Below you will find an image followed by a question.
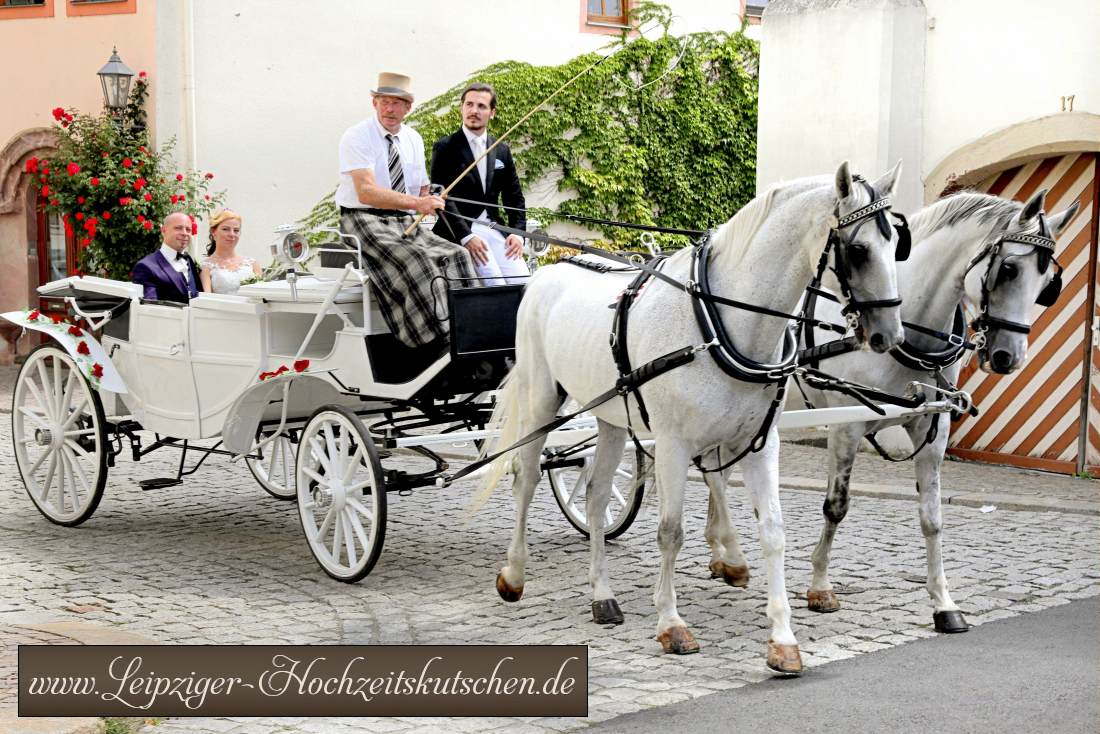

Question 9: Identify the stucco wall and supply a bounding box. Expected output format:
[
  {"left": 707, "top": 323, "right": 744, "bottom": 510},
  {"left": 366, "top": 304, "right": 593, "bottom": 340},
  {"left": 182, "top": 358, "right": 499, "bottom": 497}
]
[
  {"left": 0, "top": 0, "right": 156, "bottom": 323},
  {"left": 757, "top": 0, "right": 1099, "bottom": 209},
  {"left": 155, "top": 0, "right": 742, "bottom": 260},
  {"left": 922, "top": 0, "right": 1099, "bottom": 179}
]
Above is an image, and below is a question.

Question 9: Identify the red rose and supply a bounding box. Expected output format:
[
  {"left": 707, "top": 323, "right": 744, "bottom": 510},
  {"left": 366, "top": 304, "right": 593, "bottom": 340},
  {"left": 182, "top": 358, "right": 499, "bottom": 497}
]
[
  {"left": 139, "top": 71, "right": 147, "bottom": 78},
  {"left": 51, "top": 107, "right": 65, "bottom": 121},
  {"left": 81, "top": 238, "right": 90, "bottom": 246},
  {"left": 169, "top": 195, "right": 178, "bottom": 204},
  {"left": 143, "top": 193, "right": 152, "bottom": 202},
  {"left": 143, "top": 220, "right": 153, "bottom": 230},
  {"left": 119, "top": 197, "right": 131, "bottom": 206},
  {"left": 75, "top": 213, "right": 84, "bottom": 221},
  {"left": 50, "top": 314, "right": 64, "bottom": 324},
  {"left": 205, "top": 172, "right": 214, "bottom": 180},
  {"left": 67, "top": 324, "right": 83, "bottom": 337},
  {"left": 61, "top": 120, "right": 69, "bottom": 128},
  {"left": 77, "top": 196, "right": 85, "bottom": 204},
  {"left": 41, "top": 184, "right": 49, "bottom": 196},
  {"left": 119, "top": 179, "right": 128, "bottom": 187},
  {"left": 24, "top": 157, "right": 38, "bottom": 173},
  {"left": 191, "top": 221, "right": 198, "bottom": 235},
  {"left": 293, "top": 359, "right": 310, "bottom": 373},
  {"left": 137, "top": 214, "right": 145, "bottom": 222},
  {"left": 76, "top": 341, "right": 90, "bottom": 355},
  {"left": 49, "top": 199, "right": 58, "bottom": 206},
  {"left": 101, "top": 152, "right": 109, "bottom": 159},
  {"left": 122, "top": 158, "right": 133, "bottom": 169},
  {"left": 175, "top": 174, "right": 183, "bottom": 181},
  {"left": 66, "top": 162, "right": 80, "bottom": 176},
  {"left": 27, "top": 310, "right": 39, "bottom": 321},
  {"left": 102, "top": 212, "right": 111, "bottom": 220},
  {"left": 138, "top": 146, "right": 147, "bottom": 153},
  {"left": 91, "top": 363, "right": 103, "bottom": 378},
  {"left": 134, "top": 177, "right": 146, "bottom": 190},
  {"left": 90, "top": 177, "right": 100, "bottom": 186},
  {"left": 204, "top": 195, "right": 210, "bottom": 201}
]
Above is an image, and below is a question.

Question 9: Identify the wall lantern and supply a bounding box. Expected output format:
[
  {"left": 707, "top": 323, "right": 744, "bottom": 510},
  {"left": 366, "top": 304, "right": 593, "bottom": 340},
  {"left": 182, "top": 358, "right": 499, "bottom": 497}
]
[{"left": 97, "top": 47, "right": 134, "bottom": 113}]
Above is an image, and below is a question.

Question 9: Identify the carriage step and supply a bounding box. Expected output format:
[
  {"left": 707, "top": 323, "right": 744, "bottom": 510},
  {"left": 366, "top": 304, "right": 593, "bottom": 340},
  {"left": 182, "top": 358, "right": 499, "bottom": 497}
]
[{"left": 138, "top": 478, "right": 183, "bottom": 490}]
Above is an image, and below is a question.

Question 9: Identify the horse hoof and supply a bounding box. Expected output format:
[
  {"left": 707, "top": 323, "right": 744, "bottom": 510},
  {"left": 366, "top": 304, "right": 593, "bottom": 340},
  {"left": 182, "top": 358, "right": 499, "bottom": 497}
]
[
  {"left": 496, "top": 573, "right": 523, "bottom": 603},
  {"left": 806, "top": 588, "right": 841, "bottom": 613},
  {"left": 766, "top": 640, "right": 803, "bottom": 676},
  {"left": 657, "top": 626, "right": 700, "bottom": 655},
  {"left": 709, "top": 560, "right": 750, "bottom": 588},
  {"left": 933, "top": 609, "right": 969, "bottom": 633},
  {"left": 592, "top": 599, "right": 624, "bottom": 625}
]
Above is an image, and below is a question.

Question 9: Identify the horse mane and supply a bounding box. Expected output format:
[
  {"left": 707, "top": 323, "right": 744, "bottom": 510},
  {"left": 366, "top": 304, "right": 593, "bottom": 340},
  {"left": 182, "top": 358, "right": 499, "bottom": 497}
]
[
  {"left": 708, "top": 180, "right": 805, "bottom": 271},
  {"left": 909, "top": 191, "right": 1023, "bottom": 244}
]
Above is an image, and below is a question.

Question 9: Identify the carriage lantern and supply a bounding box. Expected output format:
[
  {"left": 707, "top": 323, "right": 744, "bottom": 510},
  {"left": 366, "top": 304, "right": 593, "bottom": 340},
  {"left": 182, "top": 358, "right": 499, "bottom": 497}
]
[
  {"left": 271, "top": 225, "right": 312, "bottom": 266},
  {"left": 97, "top": 47, "right": 134, "bottom": 113}
]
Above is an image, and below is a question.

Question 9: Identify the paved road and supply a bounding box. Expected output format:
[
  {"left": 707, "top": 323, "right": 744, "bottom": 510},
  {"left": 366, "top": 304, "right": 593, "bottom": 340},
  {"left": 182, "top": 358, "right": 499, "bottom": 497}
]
[
  {"left": 591, "top": 595, "right": 1100, "bottom": 734},
  {"left": 0, "top": 414, "right": 1097, "bottom": 733}
]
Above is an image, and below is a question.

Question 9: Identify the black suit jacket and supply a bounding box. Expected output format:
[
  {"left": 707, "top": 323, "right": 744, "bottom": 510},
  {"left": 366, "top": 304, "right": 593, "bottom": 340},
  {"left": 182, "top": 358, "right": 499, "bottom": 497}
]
[{"left": 430, "top": 130, "right": 526, "bottom": 245}]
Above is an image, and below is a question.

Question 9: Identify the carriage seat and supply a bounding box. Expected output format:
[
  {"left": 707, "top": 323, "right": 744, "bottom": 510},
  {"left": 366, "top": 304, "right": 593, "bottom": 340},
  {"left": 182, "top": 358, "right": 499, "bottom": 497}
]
[{"left": 236, "top": 276, "right": 364, "bottom": 303}]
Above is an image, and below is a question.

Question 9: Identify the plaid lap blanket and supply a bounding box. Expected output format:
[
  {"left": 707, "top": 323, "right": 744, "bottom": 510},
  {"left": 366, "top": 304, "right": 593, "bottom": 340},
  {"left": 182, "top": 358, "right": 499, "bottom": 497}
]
[{"left": 340, "top": 209, "right": 478, "bottom": 348}]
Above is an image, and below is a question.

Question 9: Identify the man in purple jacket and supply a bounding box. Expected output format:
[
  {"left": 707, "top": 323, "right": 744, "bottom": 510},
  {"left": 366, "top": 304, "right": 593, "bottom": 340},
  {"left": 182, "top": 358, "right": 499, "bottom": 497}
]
[{"left": 131, "top": 212, "right": 204, "bottom": 303}]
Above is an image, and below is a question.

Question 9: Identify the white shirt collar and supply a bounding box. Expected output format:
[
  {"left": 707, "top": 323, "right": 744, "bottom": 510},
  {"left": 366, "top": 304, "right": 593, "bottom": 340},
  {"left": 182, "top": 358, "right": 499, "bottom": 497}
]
[
  {"left": 462, "top": 126, "right": 487, "bottom": 148},
  {"left": 159, "top": 243, "right": 183, "bottom": 263}
]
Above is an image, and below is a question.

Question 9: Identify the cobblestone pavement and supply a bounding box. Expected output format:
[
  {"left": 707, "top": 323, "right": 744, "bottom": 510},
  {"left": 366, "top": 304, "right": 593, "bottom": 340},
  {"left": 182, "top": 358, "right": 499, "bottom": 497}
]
[{"left": 0, "top": 416, "right": 1097, "bottom": 733}]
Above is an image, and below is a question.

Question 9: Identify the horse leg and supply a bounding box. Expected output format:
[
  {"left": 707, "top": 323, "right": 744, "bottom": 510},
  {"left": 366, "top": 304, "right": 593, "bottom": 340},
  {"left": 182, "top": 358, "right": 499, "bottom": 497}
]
[
  {"left": 703, "top": 457, "right": 750, "bottom": 587},
  {"left": 496, "top": 371, "right": 563, "bottom": 603},
  {"left": 807, "top": 422, "right": 862, "bottom": 613},
  {"left": 741, "top": 428, "right": 802, "bottom": 675},
  {"left": 588, "top": 421, "right": 628, "bottom": 625},
  {"left": 908, "top": 414, "right": 968, "bottom": 633},
  {"left": 652, "top": 439, "right": 699, "bottom": 654}
]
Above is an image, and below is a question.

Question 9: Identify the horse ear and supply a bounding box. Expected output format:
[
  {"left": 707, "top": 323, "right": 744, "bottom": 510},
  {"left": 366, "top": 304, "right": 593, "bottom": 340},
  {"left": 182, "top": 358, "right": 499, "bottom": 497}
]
[
  {"left": 871, "top": 160, "right": 903, "bottom": 198},
  {"left": 1046, "top": 200, "right": 1080, "bottom": 236},
  {"left": 835, "top": 161, "right": 854, "bottom": 200},
  {"left": 1019, "top": 189, "right": 1047, "bottom": 225}
]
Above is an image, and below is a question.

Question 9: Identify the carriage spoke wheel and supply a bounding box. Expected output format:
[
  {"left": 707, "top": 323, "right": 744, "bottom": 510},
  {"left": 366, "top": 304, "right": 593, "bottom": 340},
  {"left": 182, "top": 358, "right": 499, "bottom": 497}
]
[
  {"left": 547, "top": 448, "right": 647, "bottom": 539},
  {"left": 247, "top": 431, "right": 298, "bottom": 500},
  {"left": 296, "top": 405, "right": 386, "bottom": 582},
  {"left": 12, "top": 345, "right": 108, "bottom": 526}
]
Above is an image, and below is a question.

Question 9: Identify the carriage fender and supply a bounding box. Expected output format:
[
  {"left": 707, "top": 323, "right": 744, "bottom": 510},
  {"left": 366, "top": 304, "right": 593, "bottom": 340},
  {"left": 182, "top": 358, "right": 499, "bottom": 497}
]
[
  {"left": 221, "top": 374, "right": 340, "bottom": 456},
  {"left": 1, "top": 311, "right": 126, "bottom": 393}
]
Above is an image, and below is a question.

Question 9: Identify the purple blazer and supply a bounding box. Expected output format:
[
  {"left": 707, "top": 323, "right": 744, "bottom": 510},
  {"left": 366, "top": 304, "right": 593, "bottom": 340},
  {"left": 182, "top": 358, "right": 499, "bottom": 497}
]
[{"left": 131, "top": 250, "right": 202, "bottom": 304}]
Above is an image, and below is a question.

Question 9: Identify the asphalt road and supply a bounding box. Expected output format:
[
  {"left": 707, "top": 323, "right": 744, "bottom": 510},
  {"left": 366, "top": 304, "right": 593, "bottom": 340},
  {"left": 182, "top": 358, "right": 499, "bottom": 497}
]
[{"left": 590, "top": 595, "right": 1100, "bottom": 734}]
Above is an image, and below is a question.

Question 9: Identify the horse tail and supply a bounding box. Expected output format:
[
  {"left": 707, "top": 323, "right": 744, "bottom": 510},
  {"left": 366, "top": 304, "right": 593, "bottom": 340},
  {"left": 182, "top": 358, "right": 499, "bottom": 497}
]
[{"left": 467, "top": 367, "right": 522, "bottom": 516}]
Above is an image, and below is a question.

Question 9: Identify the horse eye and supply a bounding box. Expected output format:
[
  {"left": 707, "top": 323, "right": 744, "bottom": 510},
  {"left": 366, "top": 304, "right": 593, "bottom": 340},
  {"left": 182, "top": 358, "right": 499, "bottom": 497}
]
[
  {"left": 847, "top": 244, "right": 869, "bottom": 267},
  {"left": 998, "top": 262, "right": 1018, "bottom": 282}
]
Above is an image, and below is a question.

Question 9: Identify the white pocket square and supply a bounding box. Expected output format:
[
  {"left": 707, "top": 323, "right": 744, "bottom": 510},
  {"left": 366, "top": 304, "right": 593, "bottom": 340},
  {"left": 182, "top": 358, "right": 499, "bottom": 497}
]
[{"left": 493, "top": 159, "right": 506, "bottom": 170}]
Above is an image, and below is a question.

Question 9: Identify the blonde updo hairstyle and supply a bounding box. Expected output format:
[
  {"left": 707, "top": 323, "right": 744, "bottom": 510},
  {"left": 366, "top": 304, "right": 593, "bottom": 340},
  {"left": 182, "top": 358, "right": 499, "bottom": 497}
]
[{"left": 206, "top": 208, "right": 242, "bottom": 256}]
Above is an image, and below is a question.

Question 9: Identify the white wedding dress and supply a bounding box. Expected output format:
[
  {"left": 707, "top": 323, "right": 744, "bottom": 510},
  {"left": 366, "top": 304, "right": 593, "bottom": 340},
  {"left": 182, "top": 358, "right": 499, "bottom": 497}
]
[{"left": 204, "top": 258, "right": 257, "bottom": 296}]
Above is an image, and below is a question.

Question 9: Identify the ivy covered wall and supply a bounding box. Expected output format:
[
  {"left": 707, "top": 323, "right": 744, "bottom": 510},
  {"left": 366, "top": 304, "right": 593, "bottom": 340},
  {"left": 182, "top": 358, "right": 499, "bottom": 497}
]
[{"left": 301, "top": 21, "right": 758, "bottom": 250}]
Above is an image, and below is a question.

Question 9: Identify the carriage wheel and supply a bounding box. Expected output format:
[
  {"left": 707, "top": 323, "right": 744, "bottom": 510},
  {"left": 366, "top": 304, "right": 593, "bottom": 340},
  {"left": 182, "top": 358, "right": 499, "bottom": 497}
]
[
  {"left": 547, "top": 447, "right": 648, "bottom": 539},
  {"left": 246, "top": 431, "right": 297, "bottom": 500},
  {"left": 11, "top": 344, "right": 108, "bottom": 526},
  {"left": 296, "top": 405, "right": 387, "bottom": 582}
]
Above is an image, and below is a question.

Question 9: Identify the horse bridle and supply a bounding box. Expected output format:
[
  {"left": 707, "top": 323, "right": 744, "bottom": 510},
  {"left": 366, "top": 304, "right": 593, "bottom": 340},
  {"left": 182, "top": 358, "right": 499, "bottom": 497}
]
[
  {"left": 820, "top": 176, "right": 909, "bottom": 332},
  {"left": 966, "top": 211, "right": 1062, "bottom": 356}
]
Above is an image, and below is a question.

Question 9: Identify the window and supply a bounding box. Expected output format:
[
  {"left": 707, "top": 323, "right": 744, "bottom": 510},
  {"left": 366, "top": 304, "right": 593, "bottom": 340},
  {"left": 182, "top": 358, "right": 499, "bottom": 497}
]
[
  {"left": 586, "top": 0, "right": 628, "bottom": 27},
  {"left": 68, "top": 0, "right": 136, "bottom": 17},
  {"left": 745, "top": 0, "right": 768, "bottom": 23},
  {"left": 0, "top": 0, "right": 53, "bottom": 20}
]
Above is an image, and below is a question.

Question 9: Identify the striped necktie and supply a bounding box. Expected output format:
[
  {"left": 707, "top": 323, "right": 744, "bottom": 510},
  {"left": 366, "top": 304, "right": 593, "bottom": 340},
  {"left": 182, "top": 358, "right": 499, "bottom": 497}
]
[{"left": 385, "top": 133, "right": 406, "bottom": 194}]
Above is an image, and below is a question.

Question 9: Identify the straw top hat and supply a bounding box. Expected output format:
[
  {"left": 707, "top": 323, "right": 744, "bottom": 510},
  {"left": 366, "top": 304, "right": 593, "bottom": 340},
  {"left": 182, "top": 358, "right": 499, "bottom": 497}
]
[{"left": 371, "top": 72, "right": 414, "bottom": 101}]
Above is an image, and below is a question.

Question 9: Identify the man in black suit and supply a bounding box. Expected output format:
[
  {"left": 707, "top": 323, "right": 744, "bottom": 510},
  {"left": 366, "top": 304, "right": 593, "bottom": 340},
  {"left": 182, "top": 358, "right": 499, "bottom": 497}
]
[{"left": 431, "top": 83, "right": 529, "bottom": 284}]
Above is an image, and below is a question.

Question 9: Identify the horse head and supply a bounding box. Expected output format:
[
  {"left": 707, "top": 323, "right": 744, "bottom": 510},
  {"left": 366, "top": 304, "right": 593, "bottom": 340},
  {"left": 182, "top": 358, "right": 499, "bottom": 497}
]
[
  {"left": 964, "top": 190, "right": 1079, "bottom": 374},
  {"left": 825, "top": 161, "right": 906, "bottom": 354}
]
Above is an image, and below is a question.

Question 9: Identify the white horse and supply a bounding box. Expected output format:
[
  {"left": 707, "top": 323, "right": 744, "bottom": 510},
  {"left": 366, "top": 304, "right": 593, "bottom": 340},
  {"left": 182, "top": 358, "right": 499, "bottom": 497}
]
[
  {"left": 700, "top": 189, "right": 1079, "bottom": 633},
  {"left": 474, "top": 162, "right": 906, "bottom": 674}
]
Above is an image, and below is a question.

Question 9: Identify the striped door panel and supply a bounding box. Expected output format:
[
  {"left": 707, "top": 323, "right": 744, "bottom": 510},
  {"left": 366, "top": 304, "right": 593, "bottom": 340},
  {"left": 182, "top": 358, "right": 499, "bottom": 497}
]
[{"left": 947, "top": 152, "right": 1099, "bottom": 474}]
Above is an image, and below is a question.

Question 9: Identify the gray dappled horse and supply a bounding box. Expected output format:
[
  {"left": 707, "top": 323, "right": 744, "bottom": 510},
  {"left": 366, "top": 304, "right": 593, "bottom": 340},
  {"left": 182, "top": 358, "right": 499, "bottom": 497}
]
[
  {"left": 701, "top": 189, "right": 1078, "bottom": 633},
  {"left": 474, "top": 162, "right": 907, "bottom": 675}
]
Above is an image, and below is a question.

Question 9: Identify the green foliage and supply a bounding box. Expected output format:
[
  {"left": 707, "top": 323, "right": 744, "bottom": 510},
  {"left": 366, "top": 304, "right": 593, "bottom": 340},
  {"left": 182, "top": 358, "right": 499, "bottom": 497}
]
[
  {"left": 27, "top": 74, "right": 224, "bottom": 280},
  {"left": 299, "top": 17, "right": 758, "bottom": 252}
]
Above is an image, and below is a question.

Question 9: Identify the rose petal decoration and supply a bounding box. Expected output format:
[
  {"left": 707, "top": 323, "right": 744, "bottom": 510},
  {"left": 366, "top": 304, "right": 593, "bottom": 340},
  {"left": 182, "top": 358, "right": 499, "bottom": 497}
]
[
  {"left": 91, "top": 363, "right": 103, "bottom": 378},
  {"left": 67, "top": 325, "right": 83, "bottom": 336},
  {"left": 293, "top": 359, "right": 310, "bottom": 373},
  {"left": 76, "top": 341, "right": 90, "bottom": 355}
]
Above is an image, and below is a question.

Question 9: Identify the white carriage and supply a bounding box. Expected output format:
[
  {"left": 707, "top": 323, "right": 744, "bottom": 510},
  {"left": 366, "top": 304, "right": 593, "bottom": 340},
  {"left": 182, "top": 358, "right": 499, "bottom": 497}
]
[{"left": 4, "top": 230, "right": 655, "bottom": 582}]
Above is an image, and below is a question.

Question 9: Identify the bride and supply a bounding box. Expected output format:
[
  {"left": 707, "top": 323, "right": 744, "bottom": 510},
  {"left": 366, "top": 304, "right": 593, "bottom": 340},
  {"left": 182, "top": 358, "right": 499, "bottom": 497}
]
[{"left": 200, "top": 208, "right": 262, "bottom": 295}]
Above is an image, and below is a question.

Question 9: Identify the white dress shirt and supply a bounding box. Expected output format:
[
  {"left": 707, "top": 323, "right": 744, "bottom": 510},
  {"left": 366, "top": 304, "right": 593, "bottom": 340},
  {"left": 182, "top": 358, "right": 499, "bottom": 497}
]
[
  {"left": 159, "top": 243, "right": 190, "bottom": 282},
  {"left": 336, "top": 116, "right": 429, "bottom": 210}
]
